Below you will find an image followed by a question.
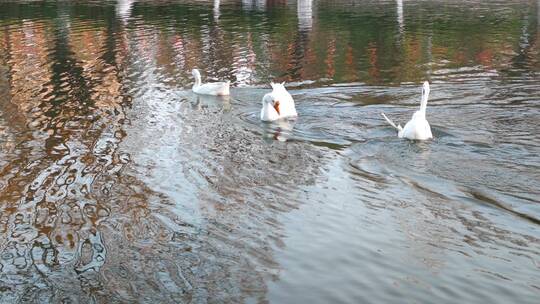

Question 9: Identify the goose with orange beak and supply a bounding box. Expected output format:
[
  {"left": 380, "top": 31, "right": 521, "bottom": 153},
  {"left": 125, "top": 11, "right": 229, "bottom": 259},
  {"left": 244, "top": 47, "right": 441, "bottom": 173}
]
[{"left": 260, "top": 82, "right": 298, "bottom": 121}]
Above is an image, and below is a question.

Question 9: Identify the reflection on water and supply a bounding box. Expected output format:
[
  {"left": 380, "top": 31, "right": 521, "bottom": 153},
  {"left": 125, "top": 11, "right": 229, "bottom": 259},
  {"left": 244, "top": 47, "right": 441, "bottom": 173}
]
[
  {"left": 261, "top": 118, "right": 297, "bottom": 142},
  {"left": 0, "top": 0, "right": 539, "bottom": 303},
  {"left": 396, "top": 0, "right": 404, "bottom": 34},
  {"left": 297, "top": 0, "right": 313, "bottom": 31},
  {"left": 116, "top": 0, "right": 135, "bottom": 22}
]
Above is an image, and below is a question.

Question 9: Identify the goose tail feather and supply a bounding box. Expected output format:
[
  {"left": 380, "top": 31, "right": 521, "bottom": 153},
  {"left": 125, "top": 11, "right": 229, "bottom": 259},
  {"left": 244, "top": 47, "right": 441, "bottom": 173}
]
[{"left": 381, "top": 112, "right": 402, "bottom": 131}]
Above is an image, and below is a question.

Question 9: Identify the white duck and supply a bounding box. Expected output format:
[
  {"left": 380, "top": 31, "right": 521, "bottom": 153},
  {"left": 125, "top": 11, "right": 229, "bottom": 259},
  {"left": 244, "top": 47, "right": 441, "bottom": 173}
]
[
  {"left": 381, "top": 81, "right": 433, "bottom": 140},
  {"left": 192, "top": 69, "right": 230, "bottom": 96},
  {"left": 260, "top": 82, "right": 298, "bottom": 121}
]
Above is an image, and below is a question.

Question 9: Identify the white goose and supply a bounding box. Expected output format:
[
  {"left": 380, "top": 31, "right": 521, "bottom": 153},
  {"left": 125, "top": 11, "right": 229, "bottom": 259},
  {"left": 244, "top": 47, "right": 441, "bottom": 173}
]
[
  {"left": 260, "top": 82, "right": 298, "bottom": 121},
  {"left": 381, "top": 81, "right": 433, "bottom": 140},
  {"left": 192, "top": 69, "right": 230, "bottom": 96}
]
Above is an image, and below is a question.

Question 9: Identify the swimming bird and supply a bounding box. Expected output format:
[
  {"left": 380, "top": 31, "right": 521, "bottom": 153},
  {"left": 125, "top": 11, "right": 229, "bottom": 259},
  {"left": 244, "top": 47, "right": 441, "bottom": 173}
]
[
  {"left": 381, "top": 81, "right": 433, "bottom": 140},
  {"left": 191, "top": 69, "right": 230, "bottom": 96},
  {"left": 260, "top": 82, "right": 298, "bottom": 121}
]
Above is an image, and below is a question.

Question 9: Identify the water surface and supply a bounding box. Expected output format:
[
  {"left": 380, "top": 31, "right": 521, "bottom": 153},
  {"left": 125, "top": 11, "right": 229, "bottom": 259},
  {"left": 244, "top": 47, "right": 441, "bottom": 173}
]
[{"left": 0, "top": 0, "right": 539, "bottom": 303}]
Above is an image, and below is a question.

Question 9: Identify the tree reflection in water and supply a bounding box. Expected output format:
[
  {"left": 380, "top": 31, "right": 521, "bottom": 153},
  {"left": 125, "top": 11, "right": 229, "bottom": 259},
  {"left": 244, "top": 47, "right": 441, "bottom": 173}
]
[{"left": 0, "top": 0, "right": 538, "bottom": 303}]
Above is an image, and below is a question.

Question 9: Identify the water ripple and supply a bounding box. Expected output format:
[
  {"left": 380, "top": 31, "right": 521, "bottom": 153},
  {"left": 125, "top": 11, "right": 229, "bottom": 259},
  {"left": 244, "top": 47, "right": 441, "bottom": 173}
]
[{"left": 1, "top": 0, "right": 539, "bottom": 303}]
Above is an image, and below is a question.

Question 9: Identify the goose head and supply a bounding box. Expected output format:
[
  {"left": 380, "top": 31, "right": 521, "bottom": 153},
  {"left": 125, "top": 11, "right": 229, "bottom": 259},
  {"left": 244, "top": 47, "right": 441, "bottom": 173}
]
[
  {"left": 421, "top": 81, "right": 430, "bottom": 102},
  {"left": 191, "top": 69, "right": 202, "bottom": 88},
  {"left": 263, "top": 93, "right": 280, "bottom": 115},
  {"left": 192, "top": 69, "right": 201, "bottom": 79}
]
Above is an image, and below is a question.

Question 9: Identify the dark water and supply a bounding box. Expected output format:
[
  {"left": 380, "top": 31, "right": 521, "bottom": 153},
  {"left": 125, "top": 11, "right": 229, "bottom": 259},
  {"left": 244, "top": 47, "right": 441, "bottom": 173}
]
[{"left": 0, "top": 0, "right": 539, "bottom": 303}]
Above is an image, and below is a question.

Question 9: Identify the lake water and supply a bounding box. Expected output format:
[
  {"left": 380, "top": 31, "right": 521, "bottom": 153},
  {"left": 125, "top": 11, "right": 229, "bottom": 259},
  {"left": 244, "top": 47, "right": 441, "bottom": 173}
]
[{"left": 0, "top": 0, "right": 539, "bottom": 303}]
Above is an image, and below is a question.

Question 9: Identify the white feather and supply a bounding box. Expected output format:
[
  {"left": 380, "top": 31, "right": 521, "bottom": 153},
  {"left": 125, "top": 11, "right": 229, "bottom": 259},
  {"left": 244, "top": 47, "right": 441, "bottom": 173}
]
[
  {"left": 381, "top": 81, "right": 433, "bottom": 140},
  {"left": 192, "top": 69, "right": 230, "bottom": 96},
  {"left": 260, "top": 82, "right": 298, "bottom": 121}
]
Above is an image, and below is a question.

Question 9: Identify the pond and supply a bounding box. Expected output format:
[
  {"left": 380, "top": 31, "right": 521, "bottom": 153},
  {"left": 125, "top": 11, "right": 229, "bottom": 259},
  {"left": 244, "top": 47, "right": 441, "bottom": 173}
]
[{"left": 0, "top": 0, "right": 539, "bottom": 303}]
